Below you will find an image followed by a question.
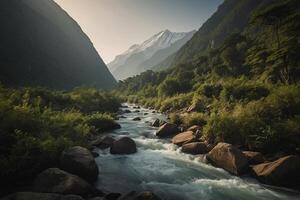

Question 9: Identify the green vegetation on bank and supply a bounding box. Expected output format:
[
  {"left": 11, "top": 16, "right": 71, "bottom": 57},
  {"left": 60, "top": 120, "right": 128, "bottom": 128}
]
[
  {"left": 116, "top": 0, "right": 300, "bottom": 154},
  {"left": 0, "top": 85, "right": 121, "bottom": 191}
]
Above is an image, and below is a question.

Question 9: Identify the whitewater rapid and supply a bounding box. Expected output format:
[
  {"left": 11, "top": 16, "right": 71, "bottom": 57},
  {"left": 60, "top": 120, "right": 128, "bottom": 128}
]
[{"left": 95, "top": 104, "right": 300, "bottom": 200}]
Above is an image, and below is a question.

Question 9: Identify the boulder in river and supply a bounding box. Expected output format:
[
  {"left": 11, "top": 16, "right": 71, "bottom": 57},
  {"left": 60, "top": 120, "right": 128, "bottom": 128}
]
[
  {"left": 91, "top": 136, "right": 115, "bottom": 149},
  {"left": 1, "top": 192, "right": 85, "bottom": 200},
  {"left": 119, "top": 191, "right": 161, "bottom": 200},
  {"left": 172, "top": 131, "right": 196, "bottom": 146},
  {"left": 110, "top": 137, "right": 137, "bottom": 155},
  {"left": 155, "top": 123, "right": 180, "bottom": 138},
  {"left": 181, "top": 142, "right": 208, "bottom": 155},
  {"left": 133, "top": 110, "right": 140, "bottom": 113},
  {"left": 187, "top": 125, "right": 202, "bottom": 133},
  {"left": 251, "top": 155, "right": 300, "bottom": 189},
  {"left": 206, "top": 143, "right": 249, "bottom": 175},
  {"left": 124, "top": 110, "right": 131, "bottom": 113},
  {"left": 61, "top": 146, "right": 99, "bottom": 182},
  {"left": 243, "top": 151, "right": 265, "bottom": 165},
  {"left": 132, "top": 117, "right": 141, "bottom": 121},
  {"left": 33, "top": 168, "right": 92, "bottom": 196}
]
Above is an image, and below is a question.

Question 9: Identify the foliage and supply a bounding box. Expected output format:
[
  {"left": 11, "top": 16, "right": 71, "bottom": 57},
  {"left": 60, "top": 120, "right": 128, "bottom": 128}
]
[{"left": 0, "top": 85, "right": 121, "bottom": 191}]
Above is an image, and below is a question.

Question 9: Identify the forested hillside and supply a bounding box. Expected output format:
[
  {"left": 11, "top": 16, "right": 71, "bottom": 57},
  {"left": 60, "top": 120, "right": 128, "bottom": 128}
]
[
  {"left": 156, "top": 0, "right": 276, "bottom": 69},
  {"left": 117, "top": 0, "right": 300, "bottom": 154},
  {"left": 0, "top": 0, "right": 116, "bottom": 89}
]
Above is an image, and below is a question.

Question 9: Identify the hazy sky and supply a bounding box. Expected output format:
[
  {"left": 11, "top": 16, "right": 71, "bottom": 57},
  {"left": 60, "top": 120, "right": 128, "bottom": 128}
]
[{"left": 54, "top": 0, "right": 223, "bottom": 63}]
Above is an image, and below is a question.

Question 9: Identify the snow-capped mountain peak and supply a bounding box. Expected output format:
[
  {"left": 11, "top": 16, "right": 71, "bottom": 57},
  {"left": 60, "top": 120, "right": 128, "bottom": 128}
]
[{"left": 108, "top": 29, "right": 196, "bottom": 79}]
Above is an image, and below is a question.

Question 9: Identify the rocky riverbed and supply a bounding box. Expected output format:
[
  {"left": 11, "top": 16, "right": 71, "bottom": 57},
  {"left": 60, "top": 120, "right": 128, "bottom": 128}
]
[
  {"left": 2, "top": 104, "right": 300, "bottom": 200},
  {"left": 93, "top": 104, "right": 300, "bottom": 200}
]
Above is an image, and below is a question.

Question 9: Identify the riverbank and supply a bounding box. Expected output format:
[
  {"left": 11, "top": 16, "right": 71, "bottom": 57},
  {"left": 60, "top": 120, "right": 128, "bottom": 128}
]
[
  {"left": 93, "top": 103, "right": 300, "bottom": 200},
  {"left": 2, "top": 103, "right": 300, "bottom": 200}
]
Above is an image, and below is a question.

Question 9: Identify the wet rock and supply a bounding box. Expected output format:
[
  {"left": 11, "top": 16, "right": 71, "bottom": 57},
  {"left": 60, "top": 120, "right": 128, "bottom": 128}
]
[
  {"left": 110, "top": 137, "right": 137, "bottom": 155},
  {"left": 187, "top": 125, "right": 202, "bottom": 133},
  {"left": 124, "top": 110, "right": 131, "bottom": 113},
  {"left": 1, "top": 192, "right": 85, "bottom": 200},
  {"left": 91, "top": 136, "right": 115, "bottom": 149},
  {"left": 172, "top": 131, "right": 196, "bottom": 146},
  {"left": 152, "top": 111, "right": 156, "bottom": 113},
  {"left": 132, "top": 117, "right": 141, "bottom": 121},
  {"left": 119, "top": 191, "right": 161, "bottom": 200},
  {"left": 61, "top": 146, "right": 99, "bottom": 182},
  {"left": 133, "top": 110, "right": 140, "bottom": 113},
  {"left": 155, "top": 123, "right": 180, "bottom": 138},
  {"left": 181, "top": 142, "right": 208, "bottom": 155},
  {"left": 144, "top": 113, "right": 149, "bottom": 115},
  {"left": 251, "top": 155, "right": 300, "bottom": 189},
  {"left": 33, "top": 168, "right": 92, "bottom": 196},
  {"left": 207, "top": 143, "right": 249, "bottom": 175},
  {"left": 243, "top": 151, "right": 265, "bottom": 165},
  {"left": 119, "top": 116, "right": 126, "bottom": 119},
  {"left": 121, "top": 105, "right": 129, "bottom": 108}
]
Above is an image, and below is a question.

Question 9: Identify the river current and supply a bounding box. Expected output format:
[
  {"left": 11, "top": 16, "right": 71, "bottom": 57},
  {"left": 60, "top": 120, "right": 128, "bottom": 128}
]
[{"left": 95, "top": 104, "right": 300, "bottom": 200}]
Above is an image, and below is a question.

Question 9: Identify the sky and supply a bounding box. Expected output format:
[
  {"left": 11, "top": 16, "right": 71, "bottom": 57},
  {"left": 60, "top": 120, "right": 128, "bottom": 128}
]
[{"left": 54, "top": 0, "right": 223, "bottom": 64}]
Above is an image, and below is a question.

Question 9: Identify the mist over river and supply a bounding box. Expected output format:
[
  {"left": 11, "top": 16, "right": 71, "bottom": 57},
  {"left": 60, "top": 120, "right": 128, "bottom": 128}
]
[{"left": 95, "top": 104, "right": 300, "bottom": 200}]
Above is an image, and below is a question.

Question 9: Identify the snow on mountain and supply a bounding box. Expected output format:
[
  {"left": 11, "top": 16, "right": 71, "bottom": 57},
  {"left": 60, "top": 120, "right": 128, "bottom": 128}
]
[{"left": 108, "top": 29, "right": 195, "bottom": 80}]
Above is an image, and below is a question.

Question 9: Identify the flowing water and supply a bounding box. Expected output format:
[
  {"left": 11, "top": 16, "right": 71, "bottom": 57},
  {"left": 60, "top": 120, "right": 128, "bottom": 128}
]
[{"left": 95, "top": 104, "right": 300, "bottom": 200}]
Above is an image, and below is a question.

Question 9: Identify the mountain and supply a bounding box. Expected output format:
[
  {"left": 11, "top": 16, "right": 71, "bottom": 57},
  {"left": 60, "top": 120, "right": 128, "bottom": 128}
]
[
  {"left": 0, "top": 0, "right": 116, "bottom": 89},
  {"left": 155, "top": 0, "right": 273, "bottom": 69},
  {"left": 108, "top": 30, "right": 195, "bottom": 80}
]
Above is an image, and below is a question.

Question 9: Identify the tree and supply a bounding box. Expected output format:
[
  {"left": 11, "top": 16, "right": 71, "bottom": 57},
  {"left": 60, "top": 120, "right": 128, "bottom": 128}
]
[{"left": 251, "top": 0, "right": 300, "bottom": 84}]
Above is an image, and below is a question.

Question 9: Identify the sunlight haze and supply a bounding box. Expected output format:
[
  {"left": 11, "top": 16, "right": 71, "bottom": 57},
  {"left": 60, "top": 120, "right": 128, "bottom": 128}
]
[{"left": 54, "top": 0, "right": 223, "bottom": 63}]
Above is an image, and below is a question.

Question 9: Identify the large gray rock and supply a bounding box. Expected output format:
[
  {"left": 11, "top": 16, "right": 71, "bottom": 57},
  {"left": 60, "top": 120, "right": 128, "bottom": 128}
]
[
  {"left": 33, "top": 168, "right": 92, "bottom": 196},
  {"left": 91, "top": 136, "right": 115, "bottom": 149},
  {"left": 181, "top": 142, "right": 208, "bottom": 155},
  {"left": 155, "top": 123, "right": 180, "bottom": 138},
  {"left": 251, "top": 155, "right": 300, "bottom": 189},
  {"left": 0, "top": 192, "right": 84, "bottom": 200},
  {"left": 61, "top": 146, "right": 99, "bottom": 182},
  {"left": 110, "top": 137, "right": 137, "bottom": 155},
  {"left": 206, "top": 143, "right": 249, "bottom": 175},
  {"left": 172, "top": 131, "right": 196, "bottom": 146}
]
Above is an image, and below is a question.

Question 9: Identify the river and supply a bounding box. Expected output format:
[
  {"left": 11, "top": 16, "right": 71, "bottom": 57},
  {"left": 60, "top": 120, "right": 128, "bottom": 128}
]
[{"left": 95, "top": 104, "right": 300, "bottom": 200}]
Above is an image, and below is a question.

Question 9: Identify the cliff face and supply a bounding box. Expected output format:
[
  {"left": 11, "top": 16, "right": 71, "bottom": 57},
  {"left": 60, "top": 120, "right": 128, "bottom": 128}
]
[{"left": 0, "top": 0, "right": 116, "bottom": 89}]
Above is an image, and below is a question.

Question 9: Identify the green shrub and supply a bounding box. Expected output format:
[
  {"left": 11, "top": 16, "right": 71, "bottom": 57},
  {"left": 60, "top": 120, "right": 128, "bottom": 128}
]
[
  {"left": 0, "top": 85, "right": 122, "bottom": 191},
  {"left": 183, "top": 112, "right": 207, "bottom": 127}
]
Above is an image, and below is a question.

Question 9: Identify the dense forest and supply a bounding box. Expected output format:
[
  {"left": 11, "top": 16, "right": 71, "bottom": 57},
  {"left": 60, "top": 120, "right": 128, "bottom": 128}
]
[
  {"left": 116, "top": 0, "right": 300, "bottom": 155},
  {"left": 0, "top": 86, "right": 121, "bottom": 195}
]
